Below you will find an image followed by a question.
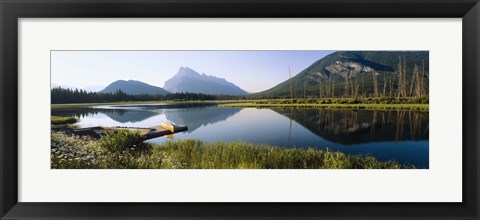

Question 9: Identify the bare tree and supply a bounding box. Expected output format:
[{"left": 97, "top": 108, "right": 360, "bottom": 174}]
[
  {"left": 325, "top": 78, "right": 330, "bottom": 98},
  {"left": 403, "top": 55, "right": 407, "bottom": 98},
  {"left": 383, "top": 74, "right": 388, "bottom": 97},
  {"left": 304, "top": 80, "right": 307, "bottom": 98},
  {"left": 373, "top": 70, "right": 379, "bottom": 97},
  {"left": 294, "top": 79, "right": 298, "bottom": 99},
  {"left": 354, "top": 79, "right": 359, "bottom": 99},
  {"left": 332, "top": 78, "right": 335, "bottom": 97},
  {"left": 409, "top": 65, "right": 416, "bottom": 97},
  {"left": 362, "top": 76, "right": 365, "bottom": 98},
  {"left": 415, "top": 65, "right": 421, "bottom": 98},
  {"left": 421, "top": 59, "right": 426, "bottom": 97},
  {"left": 397, "top": 56, "right": 403, "bottom": 99},
  {"left": 389, "top": 75, "right": 394, "bottom": 97},
  {"left": 350, "top": 80, "right": 355, "bottom": 98},
  {"left": 344, "top": 76, "right": 350, "bottom": 98},
  {"left": 319, "top": 78, "right": 322, "bottom": 98},
  {"left": 289, "top": 66, "right": 293, "bottom": 102}
]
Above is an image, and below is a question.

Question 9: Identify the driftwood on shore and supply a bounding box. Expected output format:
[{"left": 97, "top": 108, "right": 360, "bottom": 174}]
[{"left": 52, "top": 124, "right": 188, "bottom": 140}]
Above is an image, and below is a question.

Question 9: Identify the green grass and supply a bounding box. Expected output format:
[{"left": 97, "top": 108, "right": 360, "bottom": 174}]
[
  {"left": 51, "top": 97, "right": 428, "bottom": 110},
  {"left": 219, "top": 97, "right": 428, "bottom": 111},
  {"left": 220, "top": 103, "right": 428, "bottom": 111},
  {"left": 51, "top": 116, "right": 78, "bottom": 125},
  {"left": 51, "top": 131, "right": 414, "bottom": 169}
]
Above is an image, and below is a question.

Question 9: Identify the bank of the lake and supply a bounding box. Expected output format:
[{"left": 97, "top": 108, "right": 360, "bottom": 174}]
[
  {"left": 219, "top": 97, "right": 428, "bottom": 111},
  {"left": 219, "top": 103, "right": 428, "bottom": 111},
  {"left": 51, "top": 131, "right": 414, "bottom": 169},
  {"left": 52, "top": 97, "right": 428, "bottom": 110},
  {"left": 51, "top": 116, "right": 78, "bottom": 125},
  {"left": 50, "top": 100, "right": 250, "bottom": 108}
]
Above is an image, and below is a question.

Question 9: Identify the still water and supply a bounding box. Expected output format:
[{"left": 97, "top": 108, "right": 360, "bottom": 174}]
[{"left": 52, "top": 103, "right": 429, "bottom": 168}]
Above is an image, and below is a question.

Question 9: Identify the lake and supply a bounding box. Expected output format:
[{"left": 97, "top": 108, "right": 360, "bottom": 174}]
[{"left": 52, "top": 103, "right": 429, "bottom": 168}]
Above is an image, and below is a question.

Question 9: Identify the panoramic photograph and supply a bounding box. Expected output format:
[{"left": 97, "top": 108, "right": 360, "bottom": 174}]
[{"left": 51, "top": 50, "right": 429, "bottom": 169}]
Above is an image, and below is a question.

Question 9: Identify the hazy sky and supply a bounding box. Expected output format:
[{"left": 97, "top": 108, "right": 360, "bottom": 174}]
[{"left": 51, "top": 50, "right": 333, "bottom": 93}]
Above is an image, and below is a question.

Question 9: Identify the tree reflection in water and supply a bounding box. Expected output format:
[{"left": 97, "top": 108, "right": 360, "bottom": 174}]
[{"left": 274, "top": 108, "right": 428, "bottom": 145}]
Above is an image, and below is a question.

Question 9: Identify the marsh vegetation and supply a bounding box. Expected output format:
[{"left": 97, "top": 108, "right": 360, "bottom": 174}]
[
  {"left": 51, "top": 116, "right": 78, "bottom": 125},
  {"left": 51, "top": 131, "right": 412, "bottom": 169}
]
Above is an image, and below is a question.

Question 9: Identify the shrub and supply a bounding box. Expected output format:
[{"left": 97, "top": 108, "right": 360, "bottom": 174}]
[
  {"left": 99, "top": 129, "right": 152, "bottom": 154},
  {"left": 378, "top": 97, "right": 394, "bottom": 104},
  {"left": 51, "top": 116, "right": 78, "bottom": 125},
  {"left": 348, "top": 99, "right": 361, "bottom": 104},
  {"left": 419, "top": 97, "right": 429, "bottom": 104}
]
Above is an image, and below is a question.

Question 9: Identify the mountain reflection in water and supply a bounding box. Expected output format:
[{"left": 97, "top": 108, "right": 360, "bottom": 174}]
[{"left": 51, "top": 103, "right": 241, "bottom": 132}]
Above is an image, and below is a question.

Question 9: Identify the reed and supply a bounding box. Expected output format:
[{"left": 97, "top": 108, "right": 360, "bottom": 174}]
[{"left": 51, "top": 131, "right": 415, "bottom": 169}]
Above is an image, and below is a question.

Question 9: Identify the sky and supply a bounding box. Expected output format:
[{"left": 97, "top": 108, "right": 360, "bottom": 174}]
[{"left": 51, "top": 50, "right": 334, "bottom": 93}]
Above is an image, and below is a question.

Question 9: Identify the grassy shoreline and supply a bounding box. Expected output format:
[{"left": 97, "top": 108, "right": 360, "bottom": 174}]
[
  {"left": 51, "top": 97, "right": 428, "bottom": 111},
  {"left": 219, "top": 103, "right": 429, "bottom": 111},
  {"left": 51, "top": 131, "right": 414, "bottom": 169},
  {"left": 51, "top": 116, "right": 78, "bottom": 125}
]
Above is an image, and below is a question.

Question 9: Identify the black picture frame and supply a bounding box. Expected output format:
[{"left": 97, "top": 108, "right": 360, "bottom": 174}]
[{"left": 1, "top": 0, "right": 479, "bottom": 219}]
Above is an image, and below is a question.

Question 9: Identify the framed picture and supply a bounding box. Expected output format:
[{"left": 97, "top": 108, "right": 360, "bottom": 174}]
[{"left": 1, "top": 0, "right": 479, "bottom": 219}]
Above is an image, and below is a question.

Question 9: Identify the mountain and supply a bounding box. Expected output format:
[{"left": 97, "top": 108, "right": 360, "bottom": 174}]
[
  {"left": 163, "top": 67, "right": 248, "bottom": 95},
  {"left": 100, "top": 80, "right": 169, "bottom": 95},
  {"left": 255, "top": 51, "right": 429, "bottom": 97}
]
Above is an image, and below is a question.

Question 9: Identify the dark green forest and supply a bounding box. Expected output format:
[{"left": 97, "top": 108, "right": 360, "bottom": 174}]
[{"left": 51, "top": 87, "right": 248, "bottom": 104}]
